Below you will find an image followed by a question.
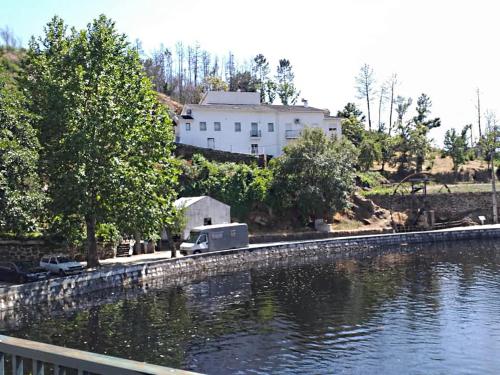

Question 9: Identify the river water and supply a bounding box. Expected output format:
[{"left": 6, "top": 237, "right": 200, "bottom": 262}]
[{"left": 4, "top": 239, "right": 500, "bottom": 374}]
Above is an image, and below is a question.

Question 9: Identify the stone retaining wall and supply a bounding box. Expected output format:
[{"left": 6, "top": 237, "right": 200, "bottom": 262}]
[
  {"left": 1, "top": 225, "right": 499, "bottom": 312},
  {"left": 0, "top": 239, "right": 116, "bottom": 262},
  {"left": 0, "top": 239, "right": 58, "bottom": 262},
  {"left": 370, "top": 192, "right": 500, "bottom": 222}
]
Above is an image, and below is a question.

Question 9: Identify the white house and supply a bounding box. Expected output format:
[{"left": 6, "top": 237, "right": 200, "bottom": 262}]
[
  {"left": 175, "top": 91, "right": 342, "bottom": 157},
  {"left": 161, "top": 196, "right": 231, "bottom": 240}
]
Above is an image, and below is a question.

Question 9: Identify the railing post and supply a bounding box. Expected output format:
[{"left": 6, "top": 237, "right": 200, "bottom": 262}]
[
  {"left": 12, "top": 355, "right": 22, "bottom": 375},
  {"left": 33, "top": 359, "right": 44, "bottom": 375}
]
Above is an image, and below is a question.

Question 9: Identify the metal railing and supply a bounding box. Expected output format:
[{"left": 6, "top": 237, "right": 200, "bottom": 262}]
[
  {"left": 250, "top": 130, "right": 261, "bottom": 138},
  {"left": 0, "top": 334, "right": 199, "bottom": 375},
  {"left": 285, "top": 130, "right": 300, "bottom": 139}
]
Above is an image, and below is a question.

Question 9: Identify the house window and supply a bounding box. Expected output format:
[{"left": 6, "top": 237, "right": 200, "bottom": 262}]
[
  {"left": 214, "top": 122, "right": 221, "bottom": 131},
  {"left": 200, "top": 121, "right": 207, "bottom": 131},
  {"left": 207, "top": 138, "right": 215, "bottom": 149},
  {"left": 235, "top": 122, "right": 241, "bottom": 132},
  {"left": 251, "top": 144, "right": 259, "bottom": 155},
  {"left": 186, "top": 123, "right": 191, "bottom": 131},
  {"left": 204, "top": 218, "right": 212, "bottom": 225},
  {"left": 251, "top": 122, "right": 259, "bottom": 137},
  {"left": 268, "top": 122, "right": 274, "bottom": 132}
]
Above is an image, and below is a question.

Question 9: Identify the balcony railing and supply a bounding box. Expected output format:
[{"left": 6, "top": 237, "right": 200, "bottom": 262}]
[
  {"left": 0, "top": 334, "right": 199, "bottom": 375},
  {"left": 285, "top": 130, "right": 301, "bottom": 139},
  {"left": 250, "top": 130, "right": 261, "bottom": 138}
]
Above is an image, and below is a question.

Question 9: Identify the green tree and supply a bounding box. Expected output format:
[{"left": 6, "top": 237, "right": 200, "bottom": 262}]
[
  {"left": 275, "top": 59, "right": 300, "bottom": 105},
  {"left": 443, "top": 128, "right": 467, "bottom": 172},
  {"left": 270, "top": 128, "right": 357, "bottom": 222},
  {"left": 265, "top": 80, "right": 277, "bottom": 104},
  {"left": 412, "top": 93, "right": 441, "bottom": 172},
  {"left": 203, "top": 75, "right": 228, "bottom": 91},
  {"left": 0, "top": 69, "right": 44, "bottom": 234},
  {"left": 337, "top": 102, "right": 366, "bottom": 147},
  {"left": 358, "top": 137, "right": 382, "bottom": 171},
  {"left": 229, "top": 71, "right": 257, "bottom": 92},
  {"left": 25, "top": 15, "right": 179, "bottom": 266},
  {"left": 253, "top": 54, "right": 270, "bottom": 103}
]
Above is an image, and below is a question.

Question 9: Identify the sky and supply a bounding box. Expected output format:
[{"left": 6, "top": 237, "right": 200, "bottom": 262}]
[{"left": 2, "top": 0, "right": 500, "bottom": 145}]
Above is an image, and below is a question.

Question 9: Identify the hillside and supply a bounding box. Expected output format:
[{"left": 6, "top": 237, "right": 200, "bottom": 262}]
[{"left": 0, "top": 47, "right": 24, "bottom": 84}]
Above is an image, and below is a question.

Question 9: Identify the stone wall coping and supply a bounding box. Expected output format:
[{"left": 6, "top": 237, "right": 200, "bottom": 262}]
[{"left": 0, "top": 239, "right": 47, "bottom": 246}]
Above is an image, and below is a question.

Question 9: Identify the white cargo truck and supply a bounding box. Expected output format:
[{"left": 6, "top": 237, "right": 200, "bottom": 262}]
[{"left": 180, "top": 223, "right": 249, "bottom": 255}]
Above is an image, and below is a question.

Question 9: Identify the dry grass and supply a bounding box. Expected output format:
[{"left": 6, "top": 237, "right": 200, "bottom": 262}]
[{"left": 374, "top": 155, "right": 488, "bottom": 174}]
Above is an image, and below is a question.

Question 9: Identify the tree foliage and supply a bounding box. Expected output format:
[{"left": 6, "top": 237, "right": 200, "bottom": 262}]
[
  {"left": 443, "top": 127, "right": 468, "bottom": 172},
  {"left": 337, "top": 102, "right": 366, "bottom": 147},
  {"left": 275, "top": 59, "right": 300, "bottom": 105},
  {"left": 25, "top": 15, "right": 179, "bottom": 266},
  {"left": 270, "top": 128, "right": 357, "bottom": 221},
  {"left": 179, "top": 155, "right": 272, "bottom": 221},
  {"left": 358, "top": 137, "right": 382, "bottom": 171},
  {"left": 0, "top": 69, "right": 44, "bottom": 234}
]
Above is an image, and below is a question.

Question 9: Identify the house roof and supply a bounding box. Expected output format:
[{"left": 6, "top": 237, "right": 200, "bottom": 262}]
[
  {"left": 200, "top": 91, "right": 260, "bottom": 105},
  {"left": 174, "top": 196, "right": 205, "bottom": 208},
  {"left": 174, "top": 196, "right": 230, "bottom": 209},
  {"left": 184, "top": 103, "right": 329, "bottom": 114}
]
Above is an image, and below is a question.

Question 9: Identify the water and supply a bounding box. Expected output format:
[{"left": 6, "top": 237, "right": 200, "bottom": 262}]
[{"left": 4, "top": 240, "right": 500, "bottom": 374}]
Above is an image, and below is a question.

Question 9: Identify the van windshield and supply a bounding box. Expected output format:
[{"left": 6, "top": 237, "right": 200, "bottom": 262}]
[{"left": 188, "top": 232, "right": 200, "bottom": 243}]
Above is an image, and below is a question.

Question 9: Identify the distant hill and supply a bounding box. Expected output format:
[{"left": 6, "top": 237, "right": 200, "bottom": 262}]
[{"left": 0, "top": 47, "right": 24, "bottom": 85}]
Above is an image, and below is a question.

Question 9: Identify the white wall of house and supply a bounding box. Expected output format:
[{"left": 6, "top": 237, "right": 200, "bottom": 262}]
[{"left": 175, "top": 92, "right": 342, "bottom": 157}]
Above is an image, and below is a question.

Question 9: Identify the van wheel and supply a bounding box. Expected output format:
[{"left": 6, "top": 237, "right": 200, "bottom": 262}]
[
  {"left": 193, "top": 250, "right": 201, "bottom": 255},
  {"left": 58, "top": 270, "right": 66, "bottom": 277}
]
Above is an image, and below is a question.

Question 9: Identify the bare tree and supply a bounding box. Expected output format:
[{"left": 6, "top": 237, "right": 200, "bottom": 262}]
[
  {"left": 164, "top": 48, "right": 173, "bottom": 94},
  {"left": 0, "top": 26, "right": 19, "bottom": 48},
  {"left": 175, "top": 42, "right": 185, "bottom": 100},
  {"left": 226, "top": 51, "right": 236, "bottom": 90},
  {"left": 476, "top": 88, "right": 483, "bottom": 139},
  {"left": 193, "top": 42, "right": 200, "bottom": 87},
  {"left": 201, "top": 50, "right": 211, "bottom": 81},
  {"left": 355, "top": 64, "right": 376, "bottom": 131},
  {"left": 377, "top": 82, "right": 389, "bottom": 132},
  {"left": 387, "top": 74, "right": 398, "bottom": 136}
]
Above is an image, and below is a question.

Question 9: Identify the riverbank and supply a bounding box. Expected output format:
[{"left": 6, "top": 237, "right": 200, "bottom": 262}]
[{"left": 1, "top": 224, "right": 500, "bottom": 312}]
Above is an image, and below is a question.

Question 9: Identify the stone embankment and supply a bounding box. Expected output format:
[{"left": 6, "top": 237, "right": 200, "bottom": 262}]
[
  {"left": 370, "top": 192, "right": 500, "bottom": 222},
  {"left": 1, "top": 225, "right": 499, "bottom": 312}
]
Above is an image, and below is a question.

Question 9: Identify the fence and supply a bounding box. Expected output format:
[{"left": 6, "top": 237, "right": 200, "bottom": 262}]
[{"left": 0, "top": 335, "right": 199, "bottom": 375}]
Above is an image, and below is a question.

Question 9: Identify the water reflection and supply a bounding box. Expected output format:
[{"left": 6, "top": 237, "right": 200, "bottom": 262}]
[{"left": 5, "top": 239, "right": 500, "bottom": 374}]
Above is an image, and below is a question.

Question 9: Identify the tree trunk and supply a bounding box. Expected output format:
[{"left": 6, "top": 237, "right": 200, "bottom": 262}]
[
  {"left": 366, "top": 92, "right": 372, "bottom": 131},
  {"left": 86, "top": 215, "right": 99, "bottom": 268},
  {"left": 134, "top": 231, "right": 141, "bottom": 255},
  {"left": 378, "top": 91, "right": 383, "bottom": 132},
  {"left": 388, "top": 82, "right": 395, "bottom": 136}
]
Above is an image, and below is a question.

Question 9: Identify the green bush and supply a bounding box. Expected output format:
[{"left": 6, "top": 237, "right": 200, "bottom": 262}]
[
  {"left": 179, "top": 155, "right": 272, "bottom": 220},
  {"left": 95, "top": 223, "right": 121, "bottom": 245}
]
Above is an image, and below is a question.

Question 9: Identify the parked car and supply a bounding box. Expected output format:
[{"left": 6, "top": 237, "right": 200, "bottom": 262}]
[
  {"left": 40, "top": 255, "right": 85, "bottom": 276},
  {"left": 180, "top": 223, "right": 249, "bottom": 255},
  {"left": 0, "top": 261, "right": 50, "bottom": 284}
]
